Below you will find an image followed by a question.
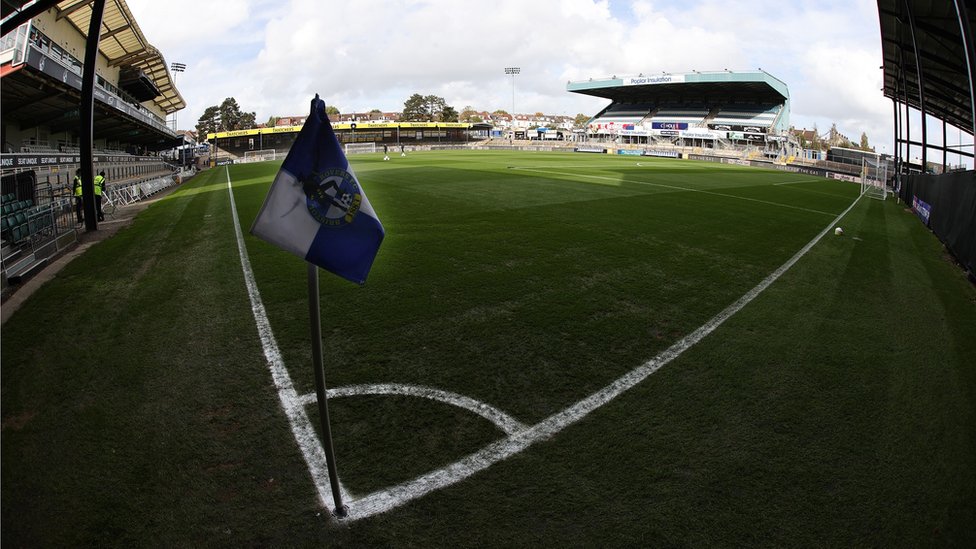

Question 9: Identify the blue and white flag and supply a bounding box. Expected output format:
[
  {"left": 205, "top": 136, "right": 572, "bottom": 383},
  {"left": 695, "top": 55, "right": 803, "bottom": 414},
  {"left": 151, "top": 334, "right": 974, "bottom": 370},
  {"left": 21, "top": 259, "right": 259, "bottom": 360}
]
[{"left": 251, "top": 94, "right": 384, "bottom": 284}]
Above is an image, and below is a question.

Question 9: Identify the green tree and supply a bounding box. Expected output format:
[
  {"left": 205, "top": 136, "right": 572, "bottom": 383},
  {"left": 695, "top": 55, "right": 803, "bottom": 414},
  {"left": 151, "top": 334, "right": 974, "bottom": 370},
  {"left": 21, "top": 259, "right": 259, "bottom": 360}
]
[
  {"left": 326, "top": 105, "right": 340, "bottom": 116},
  {"left": 267, "top": 116, "right": 278, "bottom": 127},
  {"left": 574, "top": 113, "right": 590, "bottom": 129},
  {"left": 859, "top": 131, "right": 871, "bottom": 151},
  {"left": 402, "top": 93, "right": 450, "bottom": 121},
  {"left": 195, "top": 97, "right": 257, "bottom": 139},
  {"left": 440, "top": 105, "right": 459, "bottom": 122},
  {"left": 195, "top": 105, "right": 222, "bottom": 140},
  {"left": 218, "top": 97, "right": 256, "bottom": 131}
]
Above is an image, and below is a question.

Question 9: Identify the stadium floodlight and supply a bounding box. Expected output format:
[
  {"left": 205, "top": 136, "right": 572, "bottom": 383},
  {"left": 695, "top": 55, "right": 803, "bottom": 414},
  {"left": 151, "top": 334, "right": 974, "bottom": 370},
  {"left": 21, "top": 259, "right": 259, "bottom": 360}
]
[
  {"left": 169, "top": 62, "right": 186, "bottom": 131},
  {"left": 504, "top": 67, "right": 520, "bottom": 123}
]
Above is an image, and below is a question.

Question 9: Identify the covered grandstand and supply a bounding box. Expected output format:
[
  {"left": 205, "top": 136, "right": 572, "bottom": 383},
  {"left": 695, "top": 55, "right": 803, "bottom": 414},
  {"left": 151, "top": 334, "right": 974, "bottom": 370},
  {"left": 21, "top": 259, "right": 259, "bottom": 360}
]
[
  {"left": 567, "top": 70, "right": 792, "bottom": 154},
  {"left": 1, "top": 0, "right": 187, "bottom": 287},
  {"left": 207, "top": 121, "right": 493, "bottom": 165}
]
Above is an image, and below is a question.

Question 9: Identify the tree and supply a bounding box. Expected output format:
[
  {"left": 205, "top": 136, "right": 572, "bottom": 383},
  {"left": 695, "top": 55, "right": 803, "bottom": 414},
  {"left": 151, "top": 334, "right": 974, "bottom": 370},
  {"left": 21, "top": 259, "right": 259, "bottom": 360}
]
[
  {"left": 194, "top": 97, "right": 257, "bottom": 140},
  {"left": 574, "top": 113, "right": 590, "bottom": 129},
  {"left": 440, "top": 105, "right": 459, "bottom": 122},
  {"left": 402, "top": 93, "right": 450, "bottom": 121},
  {"left": 493, "top": 109, "right": 509, "bottom": 116},
  {"left": 267, "top": 116, "right": 279, "bottom": 127},
  {"left": 325, "top": 105, "right": 340, "bottom": 116},
  {"left": 811, "top": 123, "right": 823, "bottom": 150},
  {"left": 459, "top": 106, "right": 479, "bottom": 122},
  {"left": 859, "top": 131, "right": 871, "bottom": 151},
  {"left": 196, "top": 106, "right": 215, "bottom": 137},
  {"left": 218, "top": 97, "right": 256, "bottom": 131}
]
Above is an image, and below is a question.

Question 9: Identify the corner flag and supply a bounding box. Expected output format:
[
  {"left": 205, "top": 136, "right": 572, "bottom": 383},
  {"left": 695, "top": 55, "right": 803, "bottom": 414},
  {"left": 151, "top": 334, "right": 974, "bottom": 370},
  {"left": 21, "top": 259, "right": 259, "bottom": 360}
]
[{"left": 251, "top": 94, "right": 384, "bottom": 284}]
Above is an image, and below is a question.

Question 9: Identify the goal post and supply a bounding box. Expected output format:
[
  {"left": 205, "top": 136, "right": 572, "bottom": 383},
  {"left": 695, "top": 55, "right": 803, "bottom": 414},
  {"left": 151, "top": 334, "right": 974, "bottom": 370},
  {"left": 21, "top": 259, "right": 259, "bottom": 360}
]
[
  {"left": 243, "top": 149, "right": 277, "bottom": 163},
  {"left": 861, "top": 155, "right": 889, "bottom": 200},
  {"left": 344, "top": 142, "right": 377, "bottom": 155}
]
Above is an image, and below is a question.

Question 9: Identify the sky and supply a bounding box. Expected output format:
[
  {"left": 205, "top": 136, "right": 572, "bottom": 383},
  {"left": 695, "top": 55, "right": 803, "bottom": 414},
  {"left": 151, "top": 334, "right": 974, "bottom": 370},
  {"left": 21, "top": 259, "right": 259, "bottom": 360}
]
[{"left": 126, "top": 0, "right": 899, "bottom": 152}]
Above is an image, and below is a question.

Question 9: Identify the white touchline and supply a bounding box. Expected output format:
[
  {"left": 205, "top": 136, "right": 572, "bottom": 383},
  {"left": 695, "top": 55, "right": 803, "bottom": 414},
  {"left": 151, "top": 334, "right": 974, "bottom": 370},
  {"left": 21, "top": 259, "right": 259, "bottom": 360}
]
[
  {"left": 224, "top": 167, "right": 351, "bottom": 509},
  {"left": 229, "top": 164, "right": 862, "bottom": 522}
]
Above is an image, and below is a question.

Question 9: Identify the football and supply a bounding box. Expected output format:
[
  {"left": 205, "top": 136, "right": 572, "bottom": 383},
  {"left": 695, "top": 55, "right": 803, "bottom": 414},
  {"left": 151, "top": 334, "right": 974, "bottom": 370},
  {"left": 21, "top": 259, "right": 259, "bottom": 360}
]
[{"left": 835, "top": 227, "right": 844, "bottom": 236}]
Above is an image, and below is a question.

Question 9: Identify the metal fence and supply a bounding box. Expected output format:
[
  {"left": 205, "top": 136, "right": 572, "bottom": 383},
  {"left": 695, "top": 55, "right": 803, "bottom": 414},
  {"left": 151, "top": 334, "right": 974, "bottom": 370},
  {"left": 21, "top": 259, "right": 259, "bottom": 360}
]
[{"left": 1, "top": 197, "right": 77, "bottom": 281}]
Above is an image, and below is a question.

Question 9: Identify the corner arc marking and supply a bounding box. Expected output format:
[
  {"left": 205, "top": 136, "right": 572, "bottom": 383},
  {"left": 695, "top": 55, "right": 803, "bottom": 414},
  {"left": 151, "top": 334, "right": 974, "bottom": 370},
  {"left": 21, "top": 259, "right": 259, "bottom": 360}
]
[{"left": 296, "top": 383, "right": 528, "bottom": 436}]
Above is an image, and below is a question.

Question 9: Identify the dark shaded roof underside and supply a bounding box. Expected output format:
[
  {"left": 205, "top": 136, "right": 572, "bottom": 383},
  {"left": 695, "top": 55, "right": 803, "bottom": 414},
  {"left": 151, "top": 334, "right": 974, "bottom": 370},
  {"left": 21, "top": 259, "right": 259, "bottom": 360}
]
[{"left": 878, "top": 0, "right": 975, "bottom": 133}]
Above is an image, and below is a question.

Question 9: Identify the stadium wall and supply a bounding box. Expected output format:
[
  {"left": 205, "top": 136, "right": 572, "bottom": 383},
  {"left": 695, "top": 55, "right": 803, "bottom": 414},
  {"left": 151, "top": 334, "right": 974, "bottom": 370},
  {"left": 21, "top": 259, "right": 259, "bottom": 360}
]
[{"left": 898, "top": 171, "right": 976, "bottom": 278}]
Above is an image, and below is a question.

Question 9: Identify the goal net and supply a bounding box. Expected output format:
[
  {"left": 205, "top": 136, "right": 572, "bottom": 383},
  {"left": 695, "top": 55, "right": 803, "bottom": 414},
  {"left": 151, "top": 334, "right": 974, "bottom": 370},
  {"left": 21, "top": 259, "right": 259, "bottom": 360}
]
[
  {"left": 243, "top": 149, "right": 277, "bottom": 163},
  {"left": 861, "top": 156, "right": 888, "bottom": 200},
  {"left": 344, "top": 142, "right": 376, "bottom": 155}
]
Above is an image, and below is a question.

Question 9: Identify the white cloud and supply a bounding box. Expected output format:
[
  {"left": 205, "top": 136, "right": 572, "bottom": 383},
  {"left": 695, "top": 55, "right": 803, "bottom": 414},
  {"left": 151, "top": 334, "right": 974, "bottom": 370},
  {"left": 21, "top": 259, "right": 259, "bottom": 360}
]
[{"left": 126, "top": 0, "right": 896, "bottom": 147}]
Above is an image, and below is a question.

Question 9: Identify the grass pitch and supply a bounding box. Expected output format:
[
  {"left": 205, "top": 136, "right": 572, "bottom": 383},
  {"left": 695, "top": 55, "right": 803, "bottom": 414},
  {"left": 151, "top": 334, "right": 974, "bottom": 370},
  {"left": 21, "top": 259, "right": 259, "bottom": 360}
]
[{"left": 2, "top": 150, "right": 974, "bottom": 546}]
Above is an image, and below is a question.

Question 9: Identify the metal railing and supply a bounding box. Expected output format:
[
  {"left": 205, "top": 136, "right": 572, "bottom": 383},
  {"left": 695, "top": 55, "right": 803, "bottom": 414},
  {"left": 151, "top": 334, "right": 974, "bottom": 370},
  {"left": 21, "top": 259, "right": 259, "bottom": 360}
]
[{"left": 1, "top": 197, "right": 77, "bottom": 281}]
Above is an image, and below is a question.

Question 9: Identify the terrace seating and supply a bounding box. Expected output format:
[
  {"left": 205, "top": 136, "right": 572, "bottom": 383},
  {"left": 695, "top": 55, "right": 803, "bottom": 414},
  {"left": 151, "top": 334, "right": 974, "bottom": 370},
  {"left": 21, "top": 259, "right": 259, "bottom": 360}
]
[
  {"left": 588, "top": 103, "right": 655, "bottom": 133},
  {"left": 0, "top": 194, "right": 36, "bottom": 243},
  {"left": 595, "top": 103, "right": 653, "bottom": 124},
  {"left": 709, "top": 104, "right": 780, "bottom": 130},
  {"left": 649, "top": 105, "right": 710, "bottom": 126}
]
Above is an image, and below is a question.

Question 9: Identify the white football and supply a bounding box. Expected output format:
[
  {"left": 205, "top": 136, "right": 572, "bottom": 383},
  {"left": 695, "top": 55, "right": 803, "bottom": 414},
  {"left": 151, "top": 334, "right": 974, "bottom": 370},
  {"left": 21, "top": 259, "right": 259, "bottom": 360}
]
[{"left": 834, "top": 227, "right": 844, "bottom": 236}]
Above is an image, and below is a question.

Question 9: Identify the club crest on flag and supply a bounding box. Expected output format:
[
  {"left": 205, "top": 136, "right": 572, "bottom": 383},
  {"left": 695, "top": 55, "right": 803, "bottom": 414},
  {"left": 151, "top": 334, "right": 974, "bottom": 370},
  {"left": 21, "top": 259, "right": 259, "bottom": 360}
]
[
  {"left": 303, "top": 168, "right": 362, "bottom": 227},
  {"left": 250, "top": 94, "right": 384, "bottom": 285}
]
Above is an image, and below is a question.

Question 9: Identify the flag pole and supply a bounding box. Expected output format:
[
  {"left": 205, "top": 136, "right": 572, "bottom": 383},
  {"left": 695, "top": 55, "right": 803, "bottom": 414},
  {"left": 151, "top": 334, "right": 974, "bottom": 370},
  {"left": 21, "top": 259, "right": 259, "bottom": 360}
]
[{"left": 307, "top": 263, "right": 348, "bottom": 518}]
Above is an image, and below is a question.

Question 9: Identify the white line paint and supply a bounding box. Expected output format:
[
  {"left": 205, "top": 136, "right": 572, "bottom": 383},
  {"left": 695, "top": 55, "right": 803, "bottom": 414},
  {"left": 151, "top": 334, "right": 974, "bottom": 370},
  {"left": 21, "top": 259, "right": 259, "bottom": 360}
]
[
  {"left": 224, "top": 167, "right": 350, "bottom": 512},
  {"left": 517, "top": 167, "right": 837, "bottom": 217},
  {"left": 772, "top": 178, "right": 821, "bottom": 186},
  {"left": 337, "top": 192, "right": 864, "bottom": 521},
  {"left": 230, "top": 160, "right": 862, "bottom": 522},
  {"left": 297, "top": 384, "right": 528, "bottom": 436}
]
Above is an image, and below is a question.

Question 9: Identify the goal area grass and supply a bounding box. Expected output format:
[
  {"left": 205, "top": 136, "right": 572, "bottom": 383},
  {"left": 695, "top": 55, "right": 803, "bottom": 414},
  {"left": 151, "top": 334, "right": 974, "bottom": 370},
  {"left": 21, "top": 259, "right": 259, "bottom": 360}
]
[{"left": 2, "top": 150, "right": 974, "bottom": 546}]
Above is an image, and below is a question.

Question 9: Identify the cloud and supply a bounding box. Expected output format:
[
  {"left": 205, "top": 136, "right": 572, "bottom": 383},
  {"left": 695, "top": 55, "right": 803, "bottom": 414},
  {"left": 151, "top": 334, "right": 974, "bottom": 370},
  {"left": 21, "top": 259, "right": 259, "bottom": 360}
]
[{"left": 126, "top": 0, "right": 895, "bottom": 147}]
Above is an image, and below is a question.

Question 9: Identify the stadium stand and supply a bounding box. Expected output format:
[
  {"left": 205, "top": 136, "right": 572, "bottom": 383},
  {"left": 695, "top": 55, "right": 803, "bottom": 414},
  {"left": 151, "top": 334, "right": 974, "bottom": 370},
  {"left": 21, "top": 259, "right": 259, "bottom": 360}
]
[
  {"left": 207, "top": 121, "right": 494, "bottom": 164},
  {"left": 569, "top": 70, "right": 794, "bottom": 154},
  {"left": 1, "top": 0, "right": 187, "bottom": 290}
]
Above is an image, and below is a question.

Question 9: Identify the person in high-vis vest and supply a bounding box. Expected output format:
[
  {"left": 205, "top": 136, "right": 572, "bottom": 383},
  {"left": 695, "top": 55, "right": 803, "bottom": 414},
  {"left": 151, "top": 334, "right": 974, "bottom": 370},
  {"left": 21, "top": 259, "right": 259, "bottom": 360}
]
[
  {"left": 72, "top": 169, "right": 84, "bottom": 223},
  {"left": 94, "top": 171, "right": 106, "bottom": 221}
]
